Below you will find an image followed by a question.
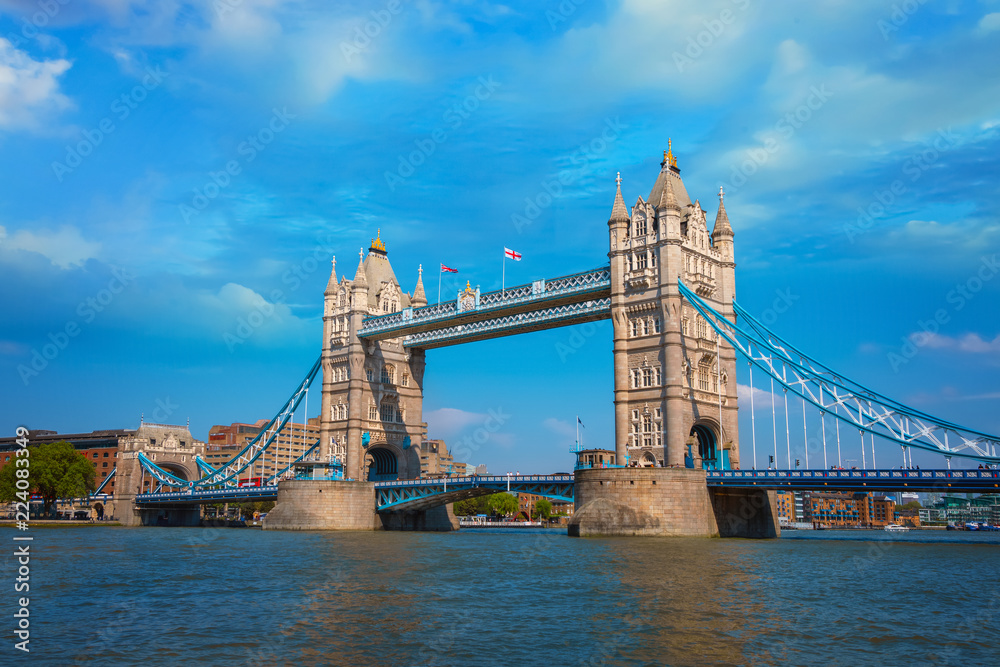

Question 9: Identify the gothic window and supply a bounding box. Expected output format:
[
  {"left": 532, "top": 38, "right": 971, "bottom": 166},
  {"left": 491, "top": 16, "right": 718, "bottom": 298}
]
[
  {"left": 655, "top": 407, "right": 662, "bottom": 419},
  {"left": 697, "top": 317, "right": 707, "bottom": 339},
  {"left": 402, "top": 372, "right": 409, "bottom": 387},
  {"left": 650, "top": 251, "right": 657, "bottom": 268},
  {"left": 631, "top": 409, "right": 640, "bottom": 420},
  {"left": 653, "top": 318, "right": 661, "bottom": 334},
  {"left": 626, "top": 254, "right": 633, "bottom": 272},
  {"left": 366, "top": 367, "right": 374, "bottom": 382},
  {"left": 698, "top": 363, "right": 718, "bottom": 392},
  {"left": 381, "top": 365, "right": 395, "bottom": 385},
  {"left": 339, "top": 291, "right": 346, "bottom": 307},
  {"left": 368, "top": 404, "right": 378, "bottom": 421},
  {"left": 643, "top": 368, "right": 653, "bottom": 387},
  {"left": 631, "top": 369, "right": 641, "bottom": 388},
  {"left": 637, "top": 252, "right": 648, "bottom": 270},
  {"left": 635, "top": 218, "right": 647, "bottom": 236},
  {"left": 631, "top": 320, "right": 640, "bottom": 337},
  {"left": 654, "top": 367, "right": 662, "bottom": 386},
  {"left": 380, "top": 401, "right": 396, "bottom": 423},
  {"left": 642, "top": 319, "right": 650, "bottom": 336},
  {"left": 642, "top": 414, "right": 653, "bottom": 447}
]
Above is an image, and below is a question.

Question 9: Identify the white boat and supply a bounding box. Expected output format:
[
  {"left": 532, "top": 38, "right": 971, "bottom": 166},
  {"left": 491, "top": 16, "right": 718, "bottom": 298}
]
[{"left": 884, "top": 524, "right": 910, "bottom": 532}]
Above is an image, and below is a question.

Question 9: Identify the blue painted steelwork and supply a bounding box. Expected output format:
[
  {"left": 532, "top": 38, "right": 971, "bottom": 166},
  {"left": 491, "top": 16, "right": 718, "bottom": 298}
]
[
  {"left": 402, "top": 298, "right": 611, "bottom": 349},
  {"left": 93, "top": 468, "right": 115, "bottom": 495},
  {"left": 678, "top": 281, "right": 1000, "bottom": 464},
  {"left": 136, "top": 357, "right": 322, "bottom": 488},
  {"left": 359, "top": 267, "right": 611, "bottom": 343},
  {"left": 136, "top": 486, "right": 279, "bottom": 505},
  {"left": 265, "top": 440, "right": 320, "bottom": 485},
  {"left": 706, "top": 468, "right": 1000, "bottom": 492},
  {"left": 137, "top": 452, "right": 192, "bottom": 488},
  {"left": 194, "top": 456, "right": 217, "bottom": 476},
  {"left": 375, "top": 474, "right": 574, "bottom": 512}
]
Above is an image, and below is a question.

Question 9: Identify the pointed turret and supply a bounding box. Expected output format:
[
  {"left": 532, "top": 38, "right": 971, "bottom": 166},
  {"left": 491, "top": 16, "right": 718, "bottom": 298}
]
[
  {"left": 712, "top": 186, "right": 733, "bottom": 239},
  {"left": 353, "top": 248, "right": 367, "bottom": 287},
  {"left": 609, "top": 172, "right": 630, "bottom": 223},
  {"left": 411, "top": 264, "right": 427, "bottom": 308},
  {"left": 324, "top": 255, "right": 338, "bottom": 296}
]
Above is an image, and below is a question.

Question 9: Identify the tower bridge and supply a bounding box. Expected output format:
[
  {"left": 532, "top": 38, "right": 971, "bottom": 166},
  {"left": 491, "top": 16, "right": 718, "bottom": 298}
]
[{"left": 119, "top": 145, "right": 1000, "bottom": 536}]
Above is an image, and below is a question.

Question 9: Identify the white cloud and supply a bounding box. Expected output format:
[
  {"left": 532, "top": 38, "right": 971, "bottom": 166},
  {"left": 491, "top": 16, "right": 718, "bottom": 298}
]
[
  {"left": 0, "top": 37, "right": 73, "bottom": 130},
  {"left": 911, "top": 332, "right": 1000, "bottom": 354},
  {"left": 977, "top": 12, "right": 1000, "bottom": 34},
  {"left": 737, "top": 382, "right": 784, "bottom": 408},
  {"left": 0, "top": 224, "right": 101, "bottom": 268},
  {"left": 424, "top": 407, "right": 487, "bottom": 438}
]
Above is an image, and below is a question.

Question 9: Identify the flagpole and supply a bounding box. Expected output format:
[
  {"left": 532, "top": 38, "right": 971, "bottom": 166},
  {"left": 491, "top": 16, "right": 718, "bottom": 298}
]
[
  {"left": 438, "top": 265, "right": 442, "bottom": 304},
  {"left": 502, "top": 252, "right": 505, "bottom": 297},
  {"left": 576, "top": 416, "right": 580, "bottom": 452}
]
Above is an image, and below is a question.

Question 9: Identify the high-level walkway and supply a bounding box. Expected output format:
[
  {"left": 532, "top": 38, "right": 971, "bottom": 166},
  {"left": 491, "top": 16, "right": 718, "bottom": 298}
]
[{"left": 359, "top": 267, "right": 610, "bottom": 348}]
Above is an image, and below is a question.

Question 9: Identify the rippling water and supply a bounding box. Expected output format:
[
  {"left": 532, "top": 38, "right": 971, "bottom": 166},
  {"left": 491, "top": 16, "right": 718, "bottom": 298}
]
[{"left": 7, "top": 526, "right": 1000, "bottom": 666}]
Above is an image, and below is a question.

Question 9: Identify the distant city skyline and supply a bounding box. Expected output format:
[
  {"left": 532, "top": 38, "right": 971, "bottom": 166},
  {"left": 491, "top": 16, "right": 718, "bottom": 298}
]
[{"left": 1, "top": 2, "right": 999, "bottom": 473}]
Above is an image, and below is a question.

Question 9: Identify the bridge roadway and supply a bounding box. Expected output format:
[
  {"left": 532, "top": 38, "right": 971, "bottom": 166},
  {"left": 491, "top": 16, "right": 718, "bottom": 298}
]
[
  {"left": 131, "top": 469, "right": 999, "bottom": 511},
  {"left": 706, "top": 468, "right": 1000, "bottom": 492},
  {"left": 133, "top": 474, "right": 577, "bottom": 511}
]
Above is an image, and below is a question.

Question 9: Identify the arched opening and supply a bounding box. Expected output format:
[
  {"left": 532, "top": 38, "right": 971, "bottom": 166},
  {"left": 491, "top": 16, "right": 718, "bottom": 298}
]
[
  {"left": 94, "top": 502, "right": 105, "bottom": 520},
  {"left": 690, "top": 424, "right": 719, "bottom": 470},
  {"left": 639, "top": 452, "right": 656, "bottom": 467},
  {"left": 367, "top": 447, "right": 398, "bottom": 481}
]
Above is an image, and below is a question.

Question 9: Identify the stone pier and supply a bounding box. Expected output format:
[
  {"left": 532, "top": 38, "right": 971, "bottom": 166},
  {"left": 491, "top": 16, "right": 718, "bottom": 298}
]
[
  {"left": 568, "top": 468, "right": 779, "bottom": 538},
  {"left": 262, "top": 479, "right": 458, "bottom": 531}
]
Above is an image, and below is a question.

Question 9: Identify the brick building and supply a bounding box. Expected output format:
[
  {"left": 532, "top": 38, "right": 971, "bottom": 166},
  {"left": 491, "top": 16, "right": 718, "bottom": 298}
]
[
  {"left": 204, "top": 418, "right": 321, "bottom": 482},
  {"left": 802, "top": 491, "right": 897, "bottom": 528}
]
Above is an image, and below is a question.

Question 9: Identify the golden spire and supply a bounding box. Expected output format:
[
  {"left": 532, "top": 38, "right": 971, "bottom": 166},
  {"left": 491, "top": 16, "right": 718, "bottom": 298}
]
[
  {"left": 370, "top": 228, "right": 386, "bottom": 254},
  {"left": 666, "top": 138, "right": 677, "bottom": 168}
]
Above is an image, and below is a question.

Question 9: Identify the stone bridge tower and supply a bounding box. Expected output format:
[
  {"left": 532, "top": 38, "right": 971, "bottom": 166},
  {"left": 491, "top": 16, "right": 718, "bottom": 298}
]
[
  {"left": 607, "top": 144, "right": 739, "bottom": 470},
  {"left": 319, "top": 231, "right": 427, "bottom": 482},
  {"left": 113, "top": 422, "right": 204, "bottom": 526},
  {"left": 570, "top": 146, "right": 777, "bottom": 539}
]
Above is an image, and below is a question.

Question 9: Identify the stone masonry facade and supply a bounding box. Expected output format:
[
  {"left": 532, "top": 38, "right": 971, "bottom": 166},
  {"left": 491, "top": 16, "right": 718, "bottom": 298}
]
[{"left": 607, "top": 145, "right": 739, "bottom": 470}]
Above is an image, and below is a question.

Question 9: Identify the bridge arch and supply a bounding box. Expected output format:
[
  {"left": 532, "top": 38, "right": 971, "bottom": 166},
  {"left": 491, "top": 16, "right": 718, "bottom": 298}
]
[
  {"left": 366, "top": 446, "right": 400, "bottom": 481},
  {"left": 158, "top": 462, "right": 194, "bottom": 482},
  {"left": 689, "top": 418, "right": 729, "bottom": 470}
]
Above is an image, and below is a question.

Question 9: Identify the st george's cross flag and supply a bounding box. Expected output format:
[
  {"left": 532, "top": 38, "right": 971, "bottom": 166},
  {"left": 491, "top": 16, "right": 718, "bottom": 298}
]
[
  {"left": 504, "top": 247, "right": 522, "bottom": 261},
  {"left": 441, "top": 264, "right": 458, "bottom": 273}
]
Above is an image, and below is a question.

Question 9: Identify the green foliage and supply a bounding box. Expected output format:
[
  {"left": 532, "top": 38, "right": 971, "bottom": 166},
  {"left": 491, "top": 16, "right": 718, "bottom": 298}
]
[
  {"left": 453, "top": 496, "right": 491, "bottom": 516},
  {"left": 0, "top": 441, "right": 96, "bottom": 514},
  {"left": 534, "top": 498, "right": 553, "bottom": 520},
  {"left": 901, "top": 500, "right": 922, "bottom": 510},
  {"left": 486, "top": 492, "right": 519, "bottom": 516}
]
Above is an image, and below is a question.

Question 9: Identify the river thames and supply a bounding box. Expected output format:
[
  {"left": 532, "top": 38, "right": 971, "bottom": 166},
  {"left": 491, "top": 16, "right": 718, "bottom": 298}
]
[{"left": 10, "top": 527, "right": 1000, "bottom": 666}]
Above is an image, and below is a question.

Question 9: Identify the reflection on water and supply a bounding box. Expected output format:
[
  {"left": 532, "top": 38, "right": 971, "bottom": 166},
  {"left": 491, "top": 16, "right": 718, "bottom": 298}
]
[{"left": 14, "top": 527, "right": 1000, "bottom": 666}]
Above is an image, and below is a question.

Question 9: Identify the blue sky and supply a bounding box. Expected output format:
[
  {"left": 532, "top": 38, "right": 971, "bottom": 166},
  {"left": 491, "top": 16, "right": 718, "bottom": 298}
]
[{"left": 1, "top": 0, "right": 998, "bottom": 473}]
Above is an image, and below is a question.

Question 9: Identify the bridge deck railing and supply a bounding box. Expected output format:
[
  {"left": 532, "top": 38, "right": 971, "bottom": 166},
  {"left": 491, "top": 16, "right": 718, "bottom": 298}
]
[
  {"left": 707, "top": 469, "right": 999, "bottom": 481},
  {"left": 374, "top": 474, "right": 574, "bottom": 489}
]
